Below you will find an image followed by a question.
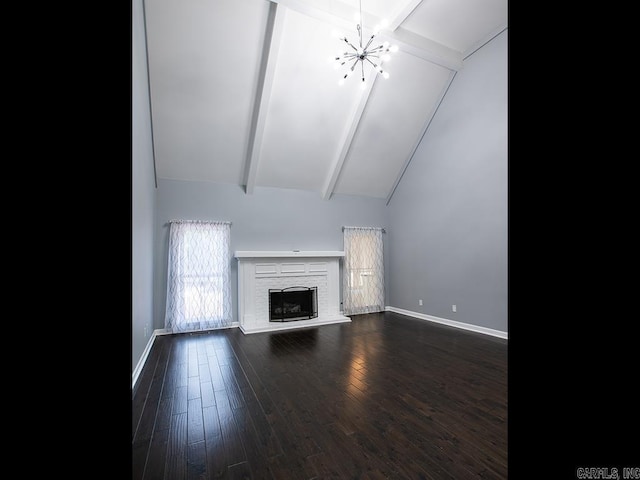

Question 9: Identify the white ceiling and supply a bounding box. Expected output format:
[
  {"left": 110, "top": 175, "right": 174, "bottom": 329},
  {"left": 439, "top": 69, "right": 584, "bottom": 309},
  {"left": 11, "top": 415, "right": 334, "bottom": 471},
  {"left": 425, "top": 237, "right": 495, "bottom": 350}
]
[{"left": 143, "top": 0, "right": 507, "bottom": 201}]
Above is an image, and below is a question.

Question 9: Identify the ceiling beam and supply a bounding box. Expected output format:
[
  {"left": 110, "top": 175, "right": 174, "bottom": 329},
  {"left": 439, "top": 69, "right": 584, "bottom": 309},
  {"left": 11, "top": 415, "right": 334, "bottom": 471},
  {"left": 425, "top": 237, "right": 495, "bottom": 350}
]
[
  {"left": 243, "top": 2, "right": 286, "bottom": 194},
  {"left": 388, "top": 0, "right": 424, "bottom": 32},
  {"left": 268, "top": 0, "right": 462, "bottom": 72},
  {"left": 267, "top": 0, "right": 353, "bottom": 30},
  {"left": 321, "top": 75, "right": 379, "bottom": 201},
  {"left": 385, "top": 69, "right": 457, "bottom": 205},
  {"left": 463, "top": 24, "right": 508, "bottom": 59},
  {"left": 381, "top": 28, "right": 462, "bottom": 71}
]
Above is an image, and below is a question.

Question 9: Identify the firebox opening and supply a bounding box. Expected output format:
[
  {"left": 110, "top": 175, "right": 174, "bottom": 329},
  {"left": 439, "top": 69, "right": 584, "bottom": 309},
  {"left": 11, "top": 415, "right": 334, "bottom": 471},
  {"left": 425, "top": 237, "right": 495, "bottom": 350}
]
[{"left": 269, "top": 286, "right": 318, "bottom": 322}]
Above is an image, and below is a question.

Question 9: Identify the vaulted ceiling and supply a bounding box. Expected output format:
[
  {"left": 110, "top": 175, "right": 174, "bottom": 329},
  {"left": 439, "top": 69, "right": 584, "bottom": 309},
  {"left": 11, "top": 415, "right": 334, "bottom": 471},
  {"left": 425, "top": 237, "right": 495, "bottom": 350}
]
[{"left": 143, "top": 0, "right": 507, "bottom": 202}]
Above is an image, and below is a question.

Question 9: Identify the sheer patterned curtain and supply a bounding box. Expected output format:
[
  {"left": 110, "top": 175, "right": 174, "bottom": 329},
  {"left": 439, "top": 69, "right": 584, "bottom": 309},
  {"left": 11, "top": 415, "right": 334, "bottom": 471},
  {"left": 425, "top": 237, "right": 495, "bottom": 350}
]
[
  {"left": 165, "top": 220, "right": 232, "bottom": 333},
  {"left": 343, "top": 226, "right": 385, "bottom": 315}
]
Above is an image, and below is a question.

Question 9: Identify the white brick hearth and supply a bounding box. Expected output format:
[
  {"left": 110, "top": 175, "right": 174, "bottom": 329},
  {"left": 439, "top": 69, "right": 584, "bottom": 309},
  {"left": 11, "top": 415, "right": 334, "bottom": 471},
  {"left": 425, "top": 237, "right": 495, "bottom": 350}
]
[{"left": 234, "top": 251, "right": 351, "bottom": 334}]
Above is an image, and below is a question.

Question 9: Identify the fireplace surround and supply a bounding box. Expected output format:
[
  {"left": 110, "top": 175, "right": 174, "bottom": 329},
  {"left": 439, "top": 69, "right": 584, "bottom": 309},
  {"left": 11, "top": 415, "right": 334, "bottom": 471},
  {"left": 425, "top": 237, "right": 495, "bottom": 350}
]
[{"left": 234, "top": 251, "right": 351, "bottom": 334}]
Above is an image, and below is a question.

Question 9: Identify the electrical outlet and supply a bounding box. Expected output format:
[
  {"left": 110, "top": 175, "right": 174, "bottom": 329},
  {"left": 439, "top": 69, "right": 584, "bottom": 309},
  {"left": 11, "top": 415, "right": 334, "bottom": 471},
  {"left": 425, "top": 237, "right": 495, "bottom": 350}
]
[
  {"left": 452, "top": 305, "right": 457, "bottom": 312},
  {"left": 419, "top": 299, "right": 423, "bottom": 306}
]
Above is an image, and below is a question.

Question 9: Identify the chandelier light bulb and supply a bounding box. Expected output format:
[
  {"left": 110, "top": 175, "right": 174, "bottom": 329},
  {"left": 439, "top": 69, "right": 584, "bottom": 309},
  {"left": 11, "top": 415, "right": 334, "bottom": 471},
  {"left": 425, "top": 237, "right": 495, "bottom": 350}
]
[
  {"left": 381, "top": 18, "right": 389, "bottom": 28},
  {"left": 383, "top": 41, "right": 390, "bottom": 49},
  {"left": 360, "top": 81, "right": 367, "bottom": 90},
  {"left": 382, "top": 71, "right": 389, "bottom": 79},
  {"left": 390, "top": 45, "right": 399, "bottom": 53},
  {"left": 382, "top": 54, "right": 391, "bottom": 62},
  {"left": 338, "top": 79, "right": 345, "bottom": 86}
]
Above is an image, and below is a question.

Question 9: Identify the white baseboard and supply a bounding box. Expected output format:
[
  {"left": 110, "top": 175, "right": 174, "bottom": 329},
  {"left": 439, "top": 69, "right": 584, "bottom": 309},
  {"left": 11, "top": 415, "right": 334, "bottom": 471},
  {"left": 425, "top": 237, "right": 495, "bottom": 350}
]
[
  {"left": 385, "top": 306, "right": 508, "bottom": 339},
  {"left": 132, "top": 329, "right": 165, "bottom": 389}
]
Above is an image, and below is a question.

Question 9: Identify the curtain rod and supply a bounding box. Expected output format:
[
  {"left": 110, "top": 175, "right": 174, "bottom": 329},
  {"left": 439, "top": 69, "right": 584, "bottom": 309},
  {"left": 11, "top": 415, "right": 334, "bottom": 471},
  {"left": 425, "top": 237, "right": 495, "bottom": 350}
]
[
  {"left": 168, "top": 220, "right": 232, "bottom": 225},
  {"left": 342, "top": 226, "right": 386, "bottom": 233}
]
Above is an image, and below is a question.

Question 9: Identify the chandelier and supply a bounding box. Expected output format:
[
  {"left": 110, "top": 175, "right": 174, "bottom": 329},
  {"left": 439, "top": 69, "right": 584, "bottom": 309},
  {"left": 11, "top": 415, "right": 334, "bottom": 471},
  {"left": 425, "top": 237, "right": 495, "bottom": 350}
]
[{"left": 332, "top": 0, "right": 398, "bottom": 88}]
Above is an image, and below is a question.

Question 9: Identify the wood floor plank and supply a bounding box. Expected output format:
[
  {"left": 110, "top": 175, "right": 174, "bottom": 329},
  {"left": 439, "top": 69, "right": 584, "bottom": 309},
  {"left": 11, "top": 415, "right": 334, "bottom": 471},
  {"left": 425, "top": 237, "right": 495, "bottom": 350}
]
[
  {"left": 142, "top": 423, "right": 170, "bottom": 480},
  {"left": 202, "top": 406, "right": 226, "bottom": 478},
  {"left": 133, "top": 313, "right": 508, "bottom": 479},
  {"left": 231, "top": 406, "right": 267, "bottom": 467},
  {"left": 132, "top": 437, "right": 150, "bottom": 480},
  {"left": 215, "top": 388, "right": 248, "bottom": 468},
  {"left": 165, "top": 412, "right": 188, "bottom": 480},
  {"left": 154, "top": 396, "right": 174, "bottom": 436},
  {"left": 188, "top": 342, "right": 200, "bottom": 378},
  {"left": 209, "top": 357, "right": 227, "bottom": 392},
  {"left": 201, "top": 381, "right": 216, "bottom": 408},
  {"left": 220, "top": 363, "right": 246, "bottom": 410},
  {"left": 173, "top": 385, "right": 188, "bottom": 415},
  {"left": 198, "top": 362, "right": 212, "bottom": 386},
  {"left": 227, "top": 461, "right": 255, "bottom": 480},
  {"left": 188, "top": 375, "right": 201, "bottom": 401},
  {"left": 188, "top": 397, "right": 205, "bottom": 445},
  {"left": 266, "top": 451, "right": 317, "bottom": 480},
  {"left": 187, "top": 440, "right": 207, "bottom": 480},
  {"left": 160, "top": 351, "right": 179, "bottom": 401}
]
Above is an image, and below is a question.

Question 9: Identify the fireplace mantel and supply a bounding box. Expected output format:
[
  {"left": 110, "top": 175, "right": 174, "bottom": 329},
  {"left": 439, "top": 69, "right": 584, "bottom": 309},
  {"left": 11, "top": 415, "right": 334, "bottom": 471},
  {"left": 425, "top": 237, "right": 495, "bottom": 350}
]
[
  {"left": 234, "top": 251, "right": 344, "bottom": 258},
  {"left": 235, "top": 251, "right": 351, "bottom": 334}
]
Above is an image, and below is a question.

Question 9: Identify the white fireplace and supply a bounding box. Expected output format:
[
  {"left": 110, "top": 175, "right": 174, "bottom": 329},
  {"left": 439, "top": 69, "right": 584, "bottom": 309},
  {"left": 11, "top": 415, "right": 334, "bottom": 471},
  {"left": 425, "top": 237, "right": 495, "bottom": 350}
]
[{"left": 234, "top": 251, "right": 351, "bottom": 334}]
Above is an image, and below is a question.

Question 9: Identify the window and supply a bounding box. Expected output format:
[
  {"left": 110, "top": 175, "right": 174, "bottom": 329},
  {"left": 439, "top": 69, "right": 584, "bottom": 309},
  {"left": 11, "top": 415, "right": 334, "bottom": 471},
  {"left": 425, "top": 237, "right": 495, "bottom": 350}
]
[
  {"left": 165, "top": 221, "right": 232, "bottom": 333},
  {"left": 343, "top": 227, "right": 385, "bottom": 315}
]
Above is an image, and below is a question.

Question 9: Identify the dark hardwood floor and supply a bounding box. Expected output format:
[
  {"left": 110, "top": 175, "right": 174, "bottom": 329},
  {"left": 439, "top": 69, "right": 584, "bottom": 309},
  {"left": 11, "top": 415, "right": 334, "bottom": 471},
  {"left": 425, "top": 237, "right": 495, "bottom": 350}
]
[{"left": 132, "top": 312, "right": 508, "bottom": 479}]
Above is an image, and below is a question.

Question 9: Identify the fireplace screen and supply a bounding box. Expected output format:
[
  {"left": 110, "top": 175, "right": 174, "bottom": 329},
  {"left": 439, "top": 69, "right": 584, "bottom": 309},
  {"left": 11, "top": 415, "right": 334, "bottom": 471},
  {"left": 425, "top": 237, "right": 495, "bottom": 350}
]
[{"left": 269, "top": 286, "right": 318, "bottom": 322}]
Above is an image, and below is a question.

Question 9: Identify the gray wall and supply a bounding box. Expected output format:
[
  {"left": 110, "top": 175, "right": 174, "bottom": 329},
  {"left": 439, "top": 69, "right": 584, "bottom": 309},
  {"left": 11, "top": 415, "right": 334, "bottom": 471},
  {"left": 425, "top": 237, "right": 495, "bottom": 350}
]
[
  {"left": 387, "top": 30, "right": 508, "bottom": 332},
  {"left": 154, "top": 180, "right": 390, "bottom": 329},
  {"left": 132, "top": 0, "right": 157, "bottom": 373}
]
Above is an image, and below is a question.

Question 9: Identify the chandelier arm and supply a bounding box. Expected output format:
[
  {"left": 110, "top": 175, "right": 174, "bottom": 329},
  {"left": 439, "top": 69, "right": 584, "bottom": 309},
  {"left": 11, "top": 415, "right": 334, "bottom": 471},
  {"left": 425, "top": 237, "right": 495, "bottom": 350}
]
[
  {"left": 361, "top": 60, "right": 365, "bottom": 80},
  {"left": 364, "top": 57, "right": 380, "bottom": 70},
  {"left": 363, "top": 35, "right": 375, "bottom": 51},
  {"left": 344, "top": 40, "right": 359, "bottom": 52}
]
